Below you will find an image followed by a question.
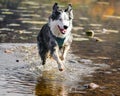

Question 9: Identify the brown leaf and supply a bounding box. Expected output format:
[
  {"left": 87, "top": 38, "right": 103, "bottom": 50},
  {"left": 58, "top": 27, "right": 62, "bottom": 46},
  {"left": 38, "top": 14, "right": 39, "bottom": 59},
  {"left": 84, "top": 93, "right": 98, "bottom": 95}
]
[
  {"left": 89, "top": 83, "right": 100, "bottom": 89},
  {"left": 4, "top": 49, "right": 12, "bottom": 53}
]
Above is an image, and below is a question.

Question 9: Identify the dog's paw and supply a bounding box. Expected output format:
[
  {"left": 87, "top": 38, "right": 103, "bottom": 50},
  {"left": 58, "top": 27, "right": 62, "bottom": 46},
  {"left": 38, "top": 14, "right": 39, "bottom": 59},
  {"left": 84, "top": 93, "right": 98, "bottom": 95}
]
[
  {"left": 59, "top": 68, "right": 63, "bottom": 71},
  {"left": 58, "top": 63, "right": 64, "bottom": 71},
  {"left": 60, "top": 56, "right": 64, "bottom": 61}
]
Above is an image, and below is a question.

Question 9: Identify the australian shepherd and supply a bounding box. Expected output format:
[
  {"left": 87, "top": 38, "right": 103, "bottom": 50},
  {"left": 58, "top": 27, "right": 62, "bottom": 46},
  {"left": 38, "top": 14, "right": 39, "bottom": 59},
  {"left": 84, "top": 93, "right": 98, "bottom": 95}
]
[{"left": 37, "top": 3, "right": 73, "bottom": 71}]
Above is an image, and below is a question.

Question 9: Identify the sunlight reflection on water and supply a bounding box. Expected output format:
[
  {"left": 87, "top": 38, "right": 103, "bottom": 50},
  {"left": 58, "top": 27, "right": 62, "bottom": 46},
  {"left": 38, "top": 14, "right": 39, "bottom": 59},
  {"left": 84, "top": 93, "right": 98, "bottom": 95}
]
[{"left": 0, "top": 0, "right": 120, "bottom": 96}]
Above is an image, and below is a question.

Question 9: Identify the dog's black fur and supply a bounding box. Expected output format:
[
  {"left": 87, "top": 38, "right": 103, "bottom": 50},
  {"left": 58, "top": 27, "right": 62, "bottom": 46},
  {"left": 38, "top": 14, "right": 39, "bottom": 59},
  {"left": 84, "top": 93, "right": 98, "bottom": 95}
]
[{"left": 37, "top": 24, "right": 57, "bottom": 65}]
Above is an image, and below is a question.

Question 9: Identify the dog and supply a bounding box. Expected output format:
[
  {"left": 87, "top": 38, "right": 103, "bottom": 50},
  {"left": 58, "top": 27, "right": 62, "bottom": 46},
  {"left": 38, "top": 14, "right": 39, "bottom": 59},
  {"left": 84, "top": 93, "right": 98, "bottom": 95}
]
[{"left": 37, "top": 3, "right": 73, "bottom": 71}]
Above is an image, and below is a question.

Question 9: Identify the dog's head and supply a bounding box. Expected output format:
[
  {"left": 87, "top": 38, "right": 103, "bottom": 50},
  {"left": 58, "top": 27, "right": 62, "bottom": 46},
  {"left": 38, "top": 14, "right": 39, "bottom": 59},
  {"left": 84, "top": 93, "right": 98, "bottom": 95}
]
[{"left": 49, "top": 3, "right": 73, "bottom": 37}]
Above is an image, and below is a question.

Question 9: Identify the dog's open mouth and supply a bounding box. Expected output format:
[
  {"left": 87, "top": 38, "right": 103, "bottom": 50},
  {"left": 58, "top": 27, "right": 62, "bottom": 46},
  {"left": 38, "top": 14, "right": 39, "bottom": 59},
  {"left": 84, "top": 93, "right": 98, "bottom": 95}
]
[{"left": 57, "top": 25, "right": 66, "bottom": 34}]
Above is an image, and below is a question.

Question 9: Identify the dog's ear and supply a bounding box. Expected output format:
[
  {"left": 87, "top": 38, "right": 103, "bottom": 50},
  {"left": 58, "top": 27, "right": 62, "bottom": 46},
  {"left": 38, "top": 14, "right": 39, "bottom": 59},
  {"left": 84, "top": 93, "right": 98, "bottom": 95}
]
[
  {"left": 53, "top": 3, "right": 59, "bottom": 12},
  {"left": 65, "top": 4, "right": 73, "bottom": 19},
  {"left": 51, "top": 3, "right": 60, "bottom": 20}
]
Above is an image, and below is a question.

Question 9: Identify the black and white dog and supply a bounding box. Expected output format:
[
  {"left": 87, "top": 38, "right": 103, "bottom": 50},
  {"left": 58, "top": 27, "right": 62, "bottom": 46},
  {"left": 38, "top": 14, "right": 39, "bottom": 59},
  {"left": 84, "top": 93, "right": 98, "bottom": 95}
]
[{"left": 37, "top": 3, "right": 73, "bottom": 71}]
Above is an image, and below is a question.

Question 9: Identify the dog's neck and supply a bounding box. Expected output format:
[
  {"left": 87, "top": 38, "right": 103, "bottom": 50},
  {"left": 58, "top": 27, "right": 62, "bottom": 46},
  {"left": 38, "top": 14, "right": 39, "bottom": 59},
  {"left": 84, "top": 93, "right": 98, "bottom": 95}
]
[
  {"left": 48, "top": 24, "right": 65, "bottom": 39},
  {"left": 54, "top": 36, "right": 65, "bottom": 48},
  {"left": 47, "top": 23, "right": 65, "bottom": 48}
]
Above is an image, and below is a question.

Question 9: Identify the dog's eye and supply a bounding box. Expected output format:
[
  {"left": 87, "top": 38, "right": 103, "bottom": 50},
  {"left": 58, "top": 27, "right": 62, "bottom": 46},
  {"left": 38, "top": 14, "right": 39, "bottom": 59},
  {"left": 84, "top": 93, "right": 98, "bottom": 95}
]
[
  {"left": 69, "top": 17, "right": 72, "bottom": 20},
  {"left": 59, "top": 18, "right": 62, "bottom": 21}
]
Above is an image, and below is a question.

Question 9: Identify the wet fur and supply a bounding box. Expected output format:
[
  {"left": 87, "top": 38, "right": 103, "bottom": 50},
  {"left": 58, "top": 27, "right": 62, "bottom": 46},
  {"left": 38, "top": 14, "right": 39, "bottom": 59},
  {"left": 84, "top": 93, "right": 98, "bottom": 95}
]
[
  {"left": 37, "top": 24, "right": 57, "bottom": 65},
  {"left": 37, "top": 3, "right": 73, "bottom": 71}
]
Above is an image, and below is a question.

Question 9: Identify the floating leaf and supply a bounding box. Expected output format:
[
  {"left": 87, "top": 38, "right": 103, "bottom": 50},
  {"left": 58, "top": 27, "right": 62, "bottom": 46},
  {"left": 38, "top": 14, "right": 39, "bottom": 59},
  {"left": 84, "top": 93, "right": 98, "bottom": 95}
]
[
  {"left": 88, "top": 83, "right": 100, "bottom": 89},
  {"left": 4, "top": 49, "right": 12, "bottom": 53}
]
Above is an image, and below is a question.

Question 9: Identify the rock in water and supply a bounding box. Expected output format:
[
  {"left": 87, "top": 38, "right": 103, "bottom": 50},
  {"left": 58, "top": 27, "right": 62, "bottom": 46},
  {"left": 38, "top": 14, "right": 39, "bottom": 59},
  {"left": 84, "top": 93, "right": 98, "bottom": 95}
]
[
  {"left": 85, "top": 30, "right": 94, "bottom": 38},
  {"left": 88, "top": 83, "right": 100, "bottom": 89}
]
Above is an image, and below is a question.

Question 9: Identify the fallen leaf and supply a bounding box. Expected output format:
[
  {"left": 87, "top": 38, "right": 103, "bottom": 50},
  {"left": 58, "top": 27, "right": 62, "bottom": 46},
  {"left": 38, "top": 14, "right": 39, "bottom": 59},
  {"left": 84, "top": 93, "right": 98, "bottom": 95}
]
[
  {"left": 4, "top": 49, "right": 12, "bottom": 53},
  {"left": 88, "top": 83, "right": 100, "bottom": 89}
]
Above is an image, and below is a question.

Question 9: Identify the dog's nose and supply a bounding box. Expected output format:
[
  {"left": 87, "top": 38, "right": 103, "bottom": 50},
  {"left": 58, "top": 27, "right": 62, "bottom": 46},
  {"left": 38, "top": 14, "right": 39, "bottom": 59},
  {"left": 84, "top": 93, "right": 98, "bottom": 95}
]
[{"left": 63, "top": 25, "right": 68, "bottom": 29}]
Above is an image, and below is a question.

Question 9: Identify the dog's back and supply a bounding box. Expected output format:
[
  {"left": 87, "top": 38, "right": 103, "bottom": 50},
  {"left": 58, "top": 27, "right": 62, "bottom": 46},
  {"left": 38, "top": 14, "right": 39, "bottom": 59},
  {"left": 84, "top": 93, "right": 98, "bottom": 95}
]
[{"left": 37, "top": 24, "right": 57, "bottom": 65}]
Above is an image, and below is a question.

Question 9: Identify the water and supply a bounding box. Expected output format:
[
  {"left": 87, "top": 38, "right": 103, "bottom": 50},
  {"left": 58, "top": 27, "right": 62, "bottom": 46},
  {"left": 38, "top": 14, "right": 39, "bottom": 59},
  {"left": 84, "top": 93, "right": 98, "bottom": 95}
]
[
  {"left": 0, "top": 43, "right": 109, "bottom": 96},
  {"left": 0, "top": 0, "right": 120, "bottom": 96}
]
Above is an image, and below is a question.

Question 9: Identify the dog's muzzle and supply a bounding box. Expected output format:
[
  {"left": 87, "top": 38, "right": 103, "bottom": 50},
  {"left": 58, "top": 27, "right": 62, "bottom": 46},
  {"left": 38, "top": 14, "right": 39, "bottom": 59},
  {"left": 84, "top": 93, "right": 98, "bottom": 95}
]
[{"left": 57, "top": 25, "right": 67, "bottom": 34}]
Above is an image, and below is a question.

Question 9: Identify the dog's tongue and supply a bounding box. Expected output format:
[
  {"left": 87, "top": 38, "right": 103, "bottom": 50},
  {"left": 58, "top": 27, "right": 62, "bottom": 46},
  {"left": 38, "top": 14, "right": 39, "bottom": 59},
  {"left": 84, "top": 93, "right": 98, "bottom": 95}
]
[
  {"left": 58, "top": 25, "right": 66, "bottom": 34},
  {"left": 60, "top": 29, "right": 66, "bottom": 34}
]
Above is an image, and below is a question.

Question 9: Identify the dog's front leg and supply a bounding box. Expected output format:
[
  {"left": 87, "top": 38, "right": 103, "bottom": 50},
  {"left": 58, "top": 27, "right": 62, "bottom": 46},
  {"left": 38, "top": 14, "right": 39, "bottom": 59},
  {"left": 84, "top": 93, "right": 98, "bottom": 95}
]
[
  {"left": 53, "top": 46, "right": 64, "bottom": 71},
  {"left": 61, "top": 45, "right": 70, "bottom": 61}
]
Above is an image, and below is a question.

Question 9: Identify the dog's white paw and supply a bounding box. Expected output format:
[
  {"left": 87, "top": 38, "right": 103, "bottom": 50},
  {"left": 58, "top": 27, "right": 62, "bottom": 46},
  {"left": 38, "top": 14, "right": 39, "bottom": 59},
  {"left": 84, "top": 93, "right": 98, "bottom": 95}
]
[
  {"left": 58, "top": 63, "right": 64, "bottom": 71},
  {"left": 59, "top": 68, "right": 63, "bottom": 71},
  {"left": 60, "top": 56, "right": 64, "bottom": 61}
]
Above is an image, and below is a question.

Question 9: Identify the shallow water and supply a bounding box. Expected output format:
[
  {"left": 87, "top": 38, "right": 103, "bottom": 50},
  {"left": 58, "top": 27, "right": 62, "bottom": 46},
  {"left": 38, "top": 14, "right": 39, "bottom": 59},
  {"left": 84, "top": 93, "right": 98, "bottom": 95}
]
[
  {"left": 0, "top": 43, "right": 109, "bottom": 96},
  {"left": 0, "top": 0, "right": 120, "bottom": 96}
]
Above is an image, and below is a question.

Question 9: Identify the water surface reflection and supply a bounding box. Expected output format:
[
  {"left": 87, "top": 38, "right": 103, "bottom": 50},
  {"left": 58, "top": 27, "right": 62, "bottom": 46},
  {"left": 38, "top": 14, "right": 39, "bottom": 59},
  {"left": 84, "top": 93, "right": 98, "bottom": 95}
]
[
  {"left": 35, "top": 78, "right": 68, "bottom": 96},
  {"left": 0, "top": 0, "right": 120, "bottom": 96}
]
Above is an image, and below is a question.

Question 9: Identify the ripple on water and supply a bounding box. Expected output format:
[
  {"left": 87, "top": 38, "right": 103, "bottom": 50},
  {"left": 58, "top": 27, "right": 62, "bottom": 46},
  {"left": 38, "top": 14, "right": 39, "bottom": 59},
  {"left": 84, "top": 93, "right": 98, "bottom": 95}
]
[
  {"left": 0, "top": 44, "right": 110, "bottom": 96},
  {"left": 29, "top": 49, "right": 109, "bottom": 83}
]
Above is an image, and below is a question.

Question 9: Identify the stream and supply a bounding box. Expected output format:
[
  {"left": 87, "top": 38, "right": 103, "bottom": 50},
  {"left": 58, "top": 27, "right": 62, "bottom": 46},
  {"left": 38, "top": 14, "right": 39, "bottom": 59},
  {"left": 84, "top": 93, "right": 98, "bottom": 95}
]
[{"left": 0, "top": 0, "right": 120, "bottom": 96}]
